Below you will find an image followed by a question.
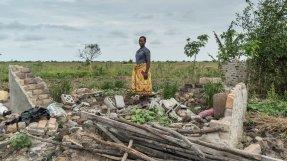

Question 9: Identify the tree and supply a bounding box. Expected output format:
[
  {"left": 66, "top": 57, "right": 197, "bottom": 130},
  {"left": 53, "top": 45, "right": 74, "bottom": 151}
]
[
  {"left": 79, "top": 44, "right": 101, "bottom": 70},
  {"left": 235, "top": 0, "right": 287, "bottom": 96},
  {"left": 213, "top": 22, "right": 260, "bottom": 64},
  {"left": 184, "top": 34, "right": 209, "bottom": 78}
]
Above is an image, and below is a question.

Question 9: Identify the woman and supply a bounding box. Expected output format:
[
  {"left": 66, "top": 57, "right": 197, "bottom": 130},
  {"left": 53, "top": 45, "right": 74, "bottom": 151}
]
[{"left": 132, "top": 36, "right": 152, "bottom": 98}]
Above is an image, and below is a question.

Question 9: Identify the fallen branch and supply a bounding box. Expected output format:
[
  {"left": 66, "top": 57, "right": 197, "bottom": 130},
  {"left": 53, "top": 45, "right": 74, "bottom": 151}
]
[
  {"left": 95, "top": 123, "right": 123, "bottom": 144},
  {"left": 80, "top": 132, "right": 156, "bottom": 161},
  {"left": 121, "top": 140, "right": 133, "bottom": 161},
  {"left": 22, "top": 132, "right": 123, "bottom": 156},
  {"left": 189, "top": 139, "right": 261, "bottom": 160},
  {"left": 151, "top": 124, "right": 205, "bottom": 159},
  {"left": 115, "top": 117, "right": 189, "bottom": 149},
  {"left": 177, "top": 127, "right": 223, "bottom": 134}
]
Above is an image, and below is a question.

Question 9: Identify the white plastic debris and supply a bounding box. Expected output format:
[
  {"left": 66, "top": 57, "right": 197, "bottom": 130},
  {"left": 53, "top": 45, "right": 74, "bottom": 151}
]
[{"left": 47, "top": 103, "right": 67, "bottom": 117}]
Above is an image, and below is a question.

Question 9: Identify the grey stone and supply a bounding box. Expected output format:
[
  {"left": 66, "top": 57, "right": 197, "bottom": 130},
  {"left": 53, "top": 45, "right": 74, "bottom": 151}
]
[
  {"left": 244, "top": 144, "right": 262, "bottom": 154},
  {"left": 114, "top": 95, "right": 125, "bottom": 109},
  {"left": 83, "top": 120, "right": 94, "bottom": 128},
  {"left": 27, "top": 128, "right": 46, "bottom": 136}
]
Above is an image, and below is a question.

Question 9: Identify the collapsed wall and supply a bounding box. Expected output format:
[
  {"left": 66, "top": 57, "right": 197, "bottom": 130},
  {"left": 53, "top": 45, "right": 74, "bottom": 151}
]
[
  {"left": 9, "top": 65, "right": 53, "bottom": 113},
  {"left": 201, "top": 82, "right": 248, "bottom": 148}
]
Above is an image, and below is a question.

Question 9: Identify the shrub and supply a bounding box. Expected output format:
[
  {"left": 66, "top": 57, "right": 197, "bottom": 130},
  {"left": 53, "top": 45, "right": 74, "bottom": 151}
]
[
  {"left": 248, "top": 100, "right": 287, "bottom": 117},
  {"left": 163, "top": 81, "right": 178, "bottom": 99},
  {"left": 50, "top": 78, "right": 72, "bottom": 102},
  {"left": 101, "top": 81, "right": 114, "bottom": 90},
  {"left": 114, "top": 80, "right": 125, "bottom": 88},
  {"left": 204, "top": 82, "right": 224, "bottom": 107},
  {"left": 10, "top": 133, "right": 32, "bottom": 149}
]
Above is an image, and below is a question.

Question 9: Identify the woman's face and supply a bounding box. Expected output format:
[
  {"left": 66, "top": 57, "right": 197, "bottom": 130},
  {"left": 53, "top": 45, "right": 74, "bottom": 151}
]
[{"left": 139, "top": 38, "right": 145, "bottom": 47}]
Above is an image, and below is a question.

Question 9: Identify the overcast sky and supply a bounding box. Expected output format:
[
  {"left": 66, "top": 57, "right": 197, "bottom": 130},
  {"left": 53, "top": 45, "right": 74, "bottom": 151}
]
[{"left": 0, "top": 0, "right": 247, "bottom": 61}]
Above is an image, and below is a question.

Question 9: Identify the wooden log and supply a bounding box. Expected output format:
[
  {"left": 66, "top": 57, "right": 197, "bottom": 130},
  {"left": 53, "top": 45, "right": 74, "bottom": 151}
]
[
  {"left": 22, "top": 132, "right": 123, "bottom": 156},
  {"left": 95, "top": 123, "right": 123, "bottom": 144},
  {"left": 114, "top": 131, "right": 232, "bottom": 161},
  {"left": 152, "top": 124, "right": 205, "bottom": 159},
  {"left": 134, "top": 144, "right": 191, "bottom": 161},
  {"left": 80, "top": 132, "right": 156, "bottom": 161},
  {"left": 114, "top": 130, "right": 253, "bottom": 161},
  {"left": 121, "top": 140, "right": 133, "bottom": 161},
  {"left": 115, "top": 117, "right": 190, "bottom": 149},
  {"left": 177, "top": 127, "right": 223, "bottom": 134},
  {"left": 189, "top": 139, "right": 261, "bottom": 161}
]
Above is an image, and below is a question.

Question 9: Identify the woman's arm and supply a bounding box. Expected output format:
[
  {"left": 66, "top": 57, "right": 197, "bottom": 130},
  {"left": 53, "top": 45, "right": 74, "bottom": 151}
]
[{"left": 144, "top": 50, "right": 151, "bottom": 79}]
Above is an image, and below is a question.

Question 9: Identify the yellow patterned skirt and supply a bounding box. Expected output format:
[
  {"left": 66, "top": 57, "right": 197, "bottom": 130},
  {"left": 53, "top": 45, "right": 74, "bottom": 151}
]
[{"left": 131, "top": 63, "right": 152, "bottom": 95}]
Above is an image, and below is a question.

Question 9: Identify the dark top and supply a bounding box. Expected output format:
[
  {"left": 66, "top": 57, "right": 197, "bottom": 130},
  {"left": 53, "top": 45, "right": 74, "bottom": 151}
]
[{"left": 135, "top": 47, "right": 150, "bottom": 64}]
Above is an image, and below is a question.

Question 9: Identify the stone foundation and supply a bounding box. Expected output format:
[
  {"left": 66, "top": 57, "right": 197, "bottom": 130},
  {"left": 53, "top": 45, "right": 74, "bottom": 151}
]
[{"left": 9, "top": 65, "right": 53, "bottom": 113}]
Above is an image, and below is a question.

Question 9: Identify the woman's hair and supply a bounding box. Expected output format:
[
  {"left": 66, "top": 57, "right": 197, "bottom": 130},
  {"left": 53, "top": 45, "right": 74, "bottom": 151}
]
[{"left": 139, "top": 36, "right": 146, "bottom": 42}]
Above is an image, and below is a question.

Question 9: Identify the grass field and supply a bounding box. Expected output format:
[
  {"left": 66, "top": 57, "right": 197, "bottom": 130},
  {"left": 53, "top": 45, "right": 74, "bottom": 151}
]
[{"left": 0, "top": 61, "right": 220, "bottom": 91}]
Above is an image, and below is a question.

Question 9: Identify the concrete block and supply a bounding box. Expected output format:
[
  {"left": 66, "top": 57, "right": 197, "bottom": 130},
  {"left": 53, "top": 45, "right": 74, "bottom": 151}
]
[
  {"left": 244, "top": 144, "right": 261, "bottom": 154},
  {"left": 210, "top": 119, "right": 230, "bottom": 132},
  {"left": 38, "top": 94, "right": 49, "bottom": 99},
  {"left": 34, "top": 77, "right": 43, "bottom": 83},
  {"left": 47, "top": 118, "right": 58, "bottom": 130},
  {"left": 115, "top": 95, "right": 125, "bottom": 109},
  {"left": 37, "top": 120, "right": 48, "bottom": 130},
  {"left": 16, "top": 72, "right": 26, "bottom": 79},
  {"left": 28, "top": 128, "right": 45, "bottom": 136},
  {"left": 24, "top": 78, "right": 36, "bottom": 84},
  {"left": 26, "top": 84, "right": 37, "bottom": 90},
  {"left": 42, "top": 99, "right": 53, "bottom": 106},
  {"left": 225, "top": 93, "right": 235, "bottom": 109},
  {"left": 21, "top": 68, "right": 31, "bottom": 73},
  {"left": 35, "top": 83, "right": 45, "bottom": 89},
  {"left": 36, "top": 100, "right": 44, "bottom": 106},
  {"left": 61, "top": 94, "right": 75, "bottom": 105},
  {"left": 213, "top": 93, "right": 227, "bottom": 119},
  {"left": 46, "top": 129, "right": 57, "bottom": 136},
  {"left": 7, "top": 124, "right": 17, "bottom": 133},
  {"left": 33, "top": 89, "right": 43, "bottom": 95},
  {"left": 26, "top": 73, "right": 34, "bottom": 78},
  {"left": 29, "top": 122, "right": 38, "bottom": 129},
  {"left": 42, "top": 88, "right": 50, "bottom": 94},
  {"left": 0, "top": 91, "right": 9, "bottom": 102}
]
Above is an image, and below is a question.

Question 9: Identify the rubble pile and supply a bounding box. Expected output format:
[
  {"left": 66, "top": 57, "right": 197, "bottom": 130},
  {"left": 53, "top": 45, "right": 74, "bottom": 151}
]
[{"left": 0, "top": 80, "right": 286, "bottom": 160}]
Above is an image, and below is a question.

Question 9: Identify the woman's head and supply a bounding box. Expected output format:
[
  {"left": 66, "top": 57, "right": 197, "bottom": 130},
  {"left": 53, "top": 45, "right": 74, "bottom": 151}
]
[{"left": 139, "top": 36, "right": 146, "bottom": 48}]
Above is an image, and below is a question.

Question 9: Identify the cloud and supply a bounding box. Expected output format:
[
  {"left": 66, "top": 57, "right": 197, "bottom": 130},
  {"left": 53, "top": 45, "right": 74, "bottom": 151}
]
[
  {"left": 151, "top": 40, "right": 161, "bottom": 45},
  {"left": 15, "top": 35, "right": 47, "bottom": 41},
  {"left": 109, "top": 30, "right": 128, "bottom": 38},
  {"left": 0, "top": 34, "right": 9, "bottom": 40},
  {"left": 0, "top": 22, "right": 82, "bottom": 31}
]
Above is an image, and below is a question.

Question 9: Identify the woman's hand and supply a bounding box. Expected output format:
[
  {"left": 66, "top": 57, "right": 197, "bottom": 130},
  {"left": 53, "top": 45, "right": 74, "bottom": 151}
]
[{"left": 143, "top": 72, "right": 148, "bottom": 80}]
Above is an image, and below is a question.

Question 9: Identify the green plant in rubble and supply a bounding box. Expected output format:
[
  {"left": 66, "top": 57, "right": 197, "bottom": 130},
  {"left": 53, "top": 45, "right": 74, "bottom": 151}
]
[
  {"left": 163, "top": 81, "right": 178, "bottom": 99},
  {"left": 114, "top": 80, "right": 125, "bottom": 88},
  {"left": 10, "top": 133, "right": 32, "bottom": 149},
  {"left": 204, "top": 82, "right": 224, "bottom": 107},
  {"left": 50, "top": 77, "right": 72, "bottom": 102},
  {"left": 100, "top": 81, "right": 114, "bottom": 90},
  {"left": 130, "top": 108, "right": 171, "bottom": 126},
  {"left": 248, "top": 100, "right": 287, "bottom": 116},
  {"left": 103, "top": 89, "right": 118, "bottom": 96}
]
